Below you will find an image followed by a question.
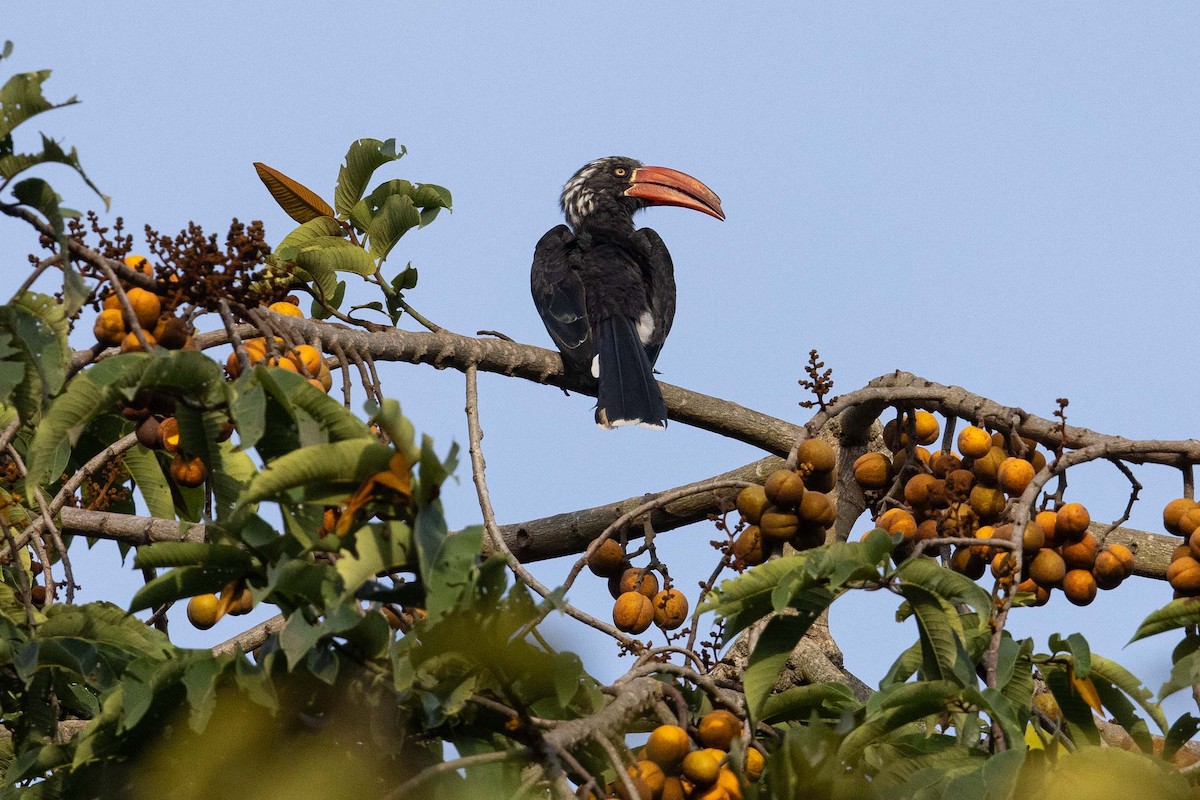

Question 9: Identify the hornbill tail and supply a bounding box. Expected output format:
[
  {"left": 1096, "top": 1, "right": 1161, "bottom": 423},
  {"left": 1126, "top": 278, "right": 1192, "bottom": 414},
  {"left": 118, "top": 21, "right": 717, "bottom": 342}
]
[{"left": 594, "top": 316, "right": 666, "bottom": 430}]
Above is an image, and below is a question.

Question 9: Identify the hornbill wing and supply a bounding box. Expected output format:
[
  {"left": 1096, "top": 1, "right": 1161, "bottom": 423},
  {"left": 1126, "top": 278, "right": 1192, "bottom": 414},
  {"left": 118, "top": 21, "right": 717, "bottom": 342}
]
[
  {"left": 531, "top": 224, "right": 594, "bottom": 376},
  {"left": 635, "top": 227, "right": 677, "bottom": 368}
]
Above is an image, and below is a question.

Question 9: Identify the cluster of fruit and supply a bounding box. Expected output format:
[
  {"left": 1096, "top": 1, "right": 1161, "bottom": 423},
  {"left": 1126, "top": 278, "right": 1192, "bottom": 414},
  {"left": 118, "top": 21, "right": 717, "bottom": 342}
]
[
  {"left": 1160, "top": 498, "right": 1200, "bottom": 596},
  {"left": 223, "top": 299, "right": 334, "bottom": 392},
  {"left": 853, "top": 414, "right": 1133, "bottom": 606},
  {"left": 607, "top": 711, "right": 762, "bottom": 800},
  {"left": 185, "top": 581, "right": 254, "bottom": 630},
  {"left": 730, "top": 438, "right": 838, "bottom": 568},
  {"left": 586, "top": 539, "right": 689, "bottom": 635},
  {"left": 92, "top": 255, "right": 192, "bottom": 352},
  {"left": 132, "top": 410, "right": 213, "bottom": 488}
]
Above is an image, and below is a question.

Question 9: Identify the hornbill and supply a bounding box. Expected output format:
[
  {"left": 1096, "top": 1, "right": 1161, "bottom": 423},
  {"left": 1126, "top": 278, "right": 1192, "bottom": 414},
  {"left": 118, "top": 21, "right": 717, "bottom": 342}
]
[{"left": 531, "top": 156, "right": 724, "bottom": 429}]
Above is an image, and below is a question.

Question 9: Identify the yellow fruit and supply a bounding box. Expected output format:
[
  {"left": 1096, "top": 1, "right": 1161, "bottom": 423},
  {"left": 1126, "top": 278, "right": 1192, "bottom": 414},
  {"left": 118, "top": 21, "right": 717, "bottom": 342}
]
[
  {"left": 1056, "top": 503, "right": 1090, "bottom": 541},
  {"left": 619, "top": 568, "right": 660, "bottom": 598},
  {"left": 268, "top": 300, "right": 305, "bottom": 318},
  {"left": 763, "top": 469, "right": 805, "bottom": 507},
  {"left": 877, "top": 508, "right": 917, "bottom": 540},
  {"left": 223, "top": 585, "right": 254, "bottom": 616},
  {"left": 957, "top": 425, "right": 992, "bottom": 459},
  {"left": 852, "top": 452, "right": 892, "bottom": 489},
  {"left": 612, "top": 591, "right": 654, "bottom": 634},
  {"left": 970, "top": 446, "right": 1007, "bottom": 485},
  {"left": 93, "top": 308, "right": 128, "bottom": 346},
  {"left": 1021, "top": 521, "right": 1045, "bottom": 552},
  {"left": 716, "top": 767, "right": 743, "bottom": 800},
  {"left": 796, "top": 438, "right": 835, "bottom": 473},
  {"left": 124, "top": 254, "right": 153, "bottom": 275},
  {"left": 735, "top": 486, "right": 769, "bottom": 525},
  {"left": 124, "top": 287, "right": 162, "bottom": 330},
  {"left": 187, "top": 593, "right": 222, "bottom": 629},
  {"left": 997, "top": 457, "right": 1036, "bottom": 496},
  {"left": 291, "top": 344, "right": 324, "bottom": 375},
  {"left": 120, "top": 330, "right": 157, "bottom": 353},
  {"left": 991, "top": 551, "right": 1017, "bottom": 580},
  {"left": 169, "top": 454, "right": 208, "bottom": 488},
  {"left": 660, "top": 777, "right": 687, "bottom": 800},
  {"left": 968, "top": 484, "right": 1006, "bottom": 520},
  {"left": 912, "top": 411, "right": 940, "bottom": 446},
  {"left": 587, "top": 538, "right": 627, "bottom": 577},
  {"left": 950, "top": 547, "right": 986, "bottom": 579},
  {"left": 697, "top": 709, "right": 741, "bottom": 751},
  {"left": 745, "top": 748, "right": 764, "bottom": 780},
  {"left": 1029, "top": 548, "right": 1066, "bottom": 588},
  {"left": 629, "top": 761, "right": 664, "bottom": 799},
  {"left": 1061, "top": 569, "right": 1097, "bottom": 606},
  {"left": 1164, "top": 498, "right": 1200, "bottom": 535},
  {"left": 645, "top": 724, "right": 690, "bottom": 770},
  {"left": 681, "top": 750, "right": 721, "bottom": 787},
  {"left": 315, "top": 361, "right": 334, "bottom": 392},
  {"left": 652, "top": 588, "right": 689, "bottom": 631}
]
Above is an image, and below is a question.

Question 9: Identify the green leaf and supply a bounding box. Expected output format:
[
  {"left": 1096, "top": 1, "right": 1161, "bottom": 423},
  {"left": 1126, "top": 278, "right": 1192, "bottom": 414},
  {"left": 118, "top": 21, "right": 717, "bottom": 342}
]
[
  {"left": 0, "top": 71, "right": 75, "bottom": 139},
  {"left": 1043, "top": 663, "right": 1100, "bottom": 745},
  {"left": 128, "top": 564, "right": 246, "bottom": 613},
  {"left": 133, "top": 542, "right": 252, "bottom": 570},
  {"left": 898, "top": 583, "right": 971, "bottom": 685},
  {"left": 276, "top": 215, "right": 344, "bottom": 255},
  {"left": 758, "top": 681, "right": 859, "bottom": 724},
  {"left": 367, "top": 192, "right": 421, "bottom": 263},
  {"left": 0, "top": 330, "right": 26, "bottom": 409},
  {"left": 253, "top": 161, "right": 336, "bottom": 224},
  {"left": 123, "top": 444, "right": 176, "bottom": 520},
  {"left": 1163, "top": 714, "right": 1200, "bottom": 763},
  {"left": 238, "top": 438, "right": 394, "bottom": 509},
  {"left": 0, "top": 134, "right": 106, "bottom": 208},
  {"left": 1048, "top": 632, "right": 1091, "bottom": 678},
  {"left": 1089, "top": 653, "right": 1167, "bottom": 733},
  {"left": 279, "top": 613, "right": 324, "bottom": 668},
  {"left": 296, "top": 238, "right": 377, "bottom": 288},
  {"left": 1130, "top": 597, "right": 1200, "bottom": 643},
  {"left": 839, "top": 681, "right": 963, "bottom": 763},
  {"left": 896, "top": 556, "right": 991, "bottom": 616},
  {"left": 334, "top": 138, "right": 405, "bottom": 216},
  {"left": 553, "top": 652, "right": 583, "bottom": 708},
  {"left": 701, "top": 552, "right": 813, "bottom": 637}
]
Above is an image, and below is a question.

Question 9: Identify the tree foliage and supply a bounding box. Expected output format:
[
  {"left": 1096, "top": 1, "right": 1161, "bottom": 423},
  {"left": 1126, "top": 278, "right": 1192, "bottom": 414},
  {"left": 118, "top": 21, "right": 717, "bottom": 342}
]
[{"left": 2, "top": 42, "right": 1200, "bottom": 800}]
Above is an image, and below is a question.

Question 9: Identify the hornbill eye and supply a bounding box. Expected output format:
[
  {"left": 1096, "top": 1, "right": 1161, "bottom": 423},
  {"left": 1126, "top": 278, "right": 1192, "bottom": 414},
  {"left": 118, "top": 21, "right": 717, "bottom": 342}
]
[{"left": 613, "top": 167, "right": 627, "bottom": 177}]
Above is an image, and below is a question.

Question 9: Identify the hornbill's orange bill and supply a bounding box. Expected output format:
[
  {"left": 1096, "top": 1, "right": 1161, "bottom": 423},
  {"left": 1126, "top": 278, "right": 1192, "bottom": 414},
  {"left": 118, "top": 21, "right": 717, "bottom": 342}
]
[{"left": 624, "top": 166, "right": 725, "bottom": 221}]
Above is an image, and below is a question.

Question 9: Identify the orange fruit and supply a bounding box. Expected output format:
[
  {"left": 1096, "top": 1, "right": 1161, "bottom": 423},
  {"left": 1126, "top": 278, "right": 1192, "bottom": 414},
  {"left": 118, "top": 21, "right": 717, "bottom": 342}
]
[
  {"left": 124, "top": 254, "right": 154, "bottom": 275},
  {"left": 1035, "top": 510, "right": 1060, "bottom": 548},
  {"left": 619, "top": 568, "right": 660, "bottom": 598},
  {"left": 612, "top": 591, "right": 654, "bottom": 634},
  {"left": 735, "top": 486, "right": 769, "bottom": 525},
  {"left": 93, "top": 308, "right": 128, "bottom": 346},
  {"left": 1060, "top": 532, "right": 1097, "bottom": 571},
  {"left": 957, "top": 425, "right": 992, "bottom": 459},
  {"left": 629, "top": 761, "right": 664, "bottom": 799},
  {"left": 119, "top": 330, "right": 157, "bottom": 353},
  {"left": 652, "top": 588, "right": 689, "bottom": 630},
  {"left": 158, "top": 417, "right": 181, "bottom": 453},
  {"left": 732, "top": 526, "right": 765, "bottom": 568},
  {"left": 268, "top": 300, "right": 304, "bottom": 318},
  {"left": 970, "top": 446, "right": 1007, "bottom": 485},
  {"left": 852, "top": 452, "right": 892, "bottom": 489},
  {"left": 660, "top": 777, "right": 687, "bottom": 800},
  {"left": 1092, "top": 550, "right": 1125, "bottom": 590},
  {"left": 315, "top": 361, "right": 334, "bottom": 392},
  {"left": 997, "top": 457, "right": 1036, "bottom": 496},
  {"left": 903, "top": 473, "right": 937, "bottom": 507},
  {"left": 1104, "top": 543, "right": 1135, "bottom": 577},
  {"left": 716, "top": 766, "right": 744, "bottom": 800},
  {"left": 796, "top": 438, "right": 835, "bottom": 473},
  {"left": 1061, "top": 569, "right": 1097, "bottom": 606},
  {"left": 1164, "top": 498, "right": 1200, "bottom": 535},
  {"left": 1056, "top": 503, "right": 1091, "bottom": 541},
  {"left": 170, "top": 454, "right": 209, "bottom": 488},
  {"left": 950, "top": 548, "right": 986, "bottom": 580},
  {"left": 745, "top": 748, "right": 764, "bottom": 781},
  {"left": 697, "top": 709, "right": 741, "bottom": 751},
  {"left": 911, "top": 411, "right": 940, "bottom": 446},
  {"left": 681, "top": 750, "right": 721, "bottom": 787},
  {"left": 877, "top": 508, "right": 917, "bottom": 540},
  {"left": 968, "top": 484, "right": 1006, "bottom": 521},
  {"left": 291, "top": 344, "right": 324, "bottom": 375},
  {"left": 1168, "top": 556, "right": 1200, "bottom": 595},
  {"left": 187, "top": 593, "right": 222, "bottom": 629},
  {"left": 929, "top": 451, "right": 962, "bottom": 478},
  {"left": 124, "top": 287, "right": 162, "bottom": 330},
  {"left": 645, "top": 724, "right": 690, "bottom": 770},
  {"left": 587, "top": 538, "right": 626, "bottom": 577}
]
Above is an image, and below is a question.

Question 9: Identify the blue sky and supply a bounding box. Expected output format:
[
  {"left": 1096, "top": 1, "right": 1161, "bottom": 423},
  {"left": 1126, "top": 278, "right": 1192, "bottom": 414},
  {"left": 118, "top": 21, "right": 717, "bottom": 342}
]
[{"left": 4, "top": 4, "right": 1200, "bottom": 708}]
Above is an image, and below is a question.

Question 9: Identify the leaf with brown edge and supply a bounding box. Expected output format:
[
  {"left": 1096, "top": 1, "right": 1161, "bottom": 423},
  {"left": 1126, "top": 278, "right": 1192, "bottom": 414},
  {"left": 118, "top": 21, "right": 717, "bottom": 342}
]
[{"left": 253, "top": 161, "right": 336, "bottom": 223}]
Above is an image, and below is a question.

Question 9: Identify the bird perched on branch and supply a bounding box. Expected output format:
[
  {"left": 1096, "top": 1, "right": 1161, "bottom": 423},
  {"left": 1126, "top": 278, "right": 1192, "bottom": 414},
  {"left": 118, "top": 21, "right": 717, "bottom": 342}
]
[{"left": 531, "top": 156, "right": 724, "bottom": 429}]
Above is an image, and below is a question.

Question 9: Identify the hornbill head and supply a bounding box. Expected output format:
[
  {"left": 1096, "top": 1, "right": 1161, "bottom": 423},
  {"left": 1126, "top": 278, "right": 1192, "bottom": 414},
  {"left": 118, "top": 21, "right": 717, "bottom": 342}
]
[{"left": 560, "top": 156, "right": 725, "bottom": 229}]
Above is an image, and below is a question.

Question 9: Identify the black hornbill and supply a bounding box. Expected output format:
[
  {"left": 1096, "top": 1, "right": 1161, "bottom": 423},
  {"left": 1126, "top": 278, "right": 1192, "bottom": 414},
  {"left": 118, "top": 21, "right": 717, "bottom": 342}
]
[{"left": 531, "top": 156, "right": 724, "bottom": 429}]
